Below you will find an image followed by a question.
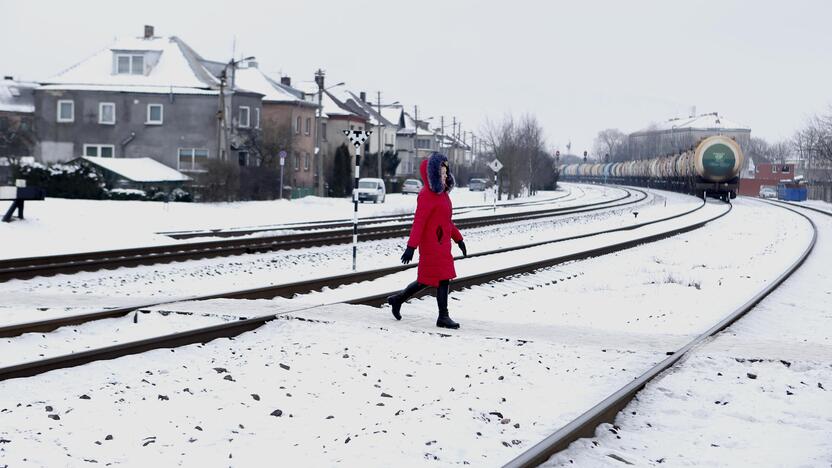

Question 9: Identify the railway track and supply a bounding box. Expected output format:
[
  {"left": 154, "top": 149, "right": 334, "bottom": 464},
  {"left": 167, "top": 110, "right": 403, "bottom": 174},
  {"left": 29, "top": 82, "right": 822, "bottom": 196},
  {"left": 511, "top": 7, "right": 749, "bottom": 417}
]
[
  {"left": 0, "top": 187, "right": 642, "bottom": 282},
  {"left": 158, "top": 189, "right": 577, "bottom": 239},
  {"left": 503, "top": 199, "right": 821, "bottom": 468},
  {"left": 0, "top": 194, "right": 723, "bottom": 381}
]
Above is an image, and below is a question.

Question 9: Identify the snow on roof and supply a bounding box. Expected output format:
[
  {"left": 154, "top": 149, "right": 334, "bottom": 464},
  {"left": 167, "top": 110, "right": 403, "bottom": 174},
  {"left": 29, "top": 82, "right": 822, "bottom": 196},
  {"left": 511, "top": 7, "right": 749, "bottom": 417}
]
[
  {"left": 380, "top": 106, "right": 403, "bottom": 128},
  {"left": 80, "top": 156, "right": 191, "bottom": 182},
  {"left": 0, "top": 77, "right": 36, "bottom": 113},
  {"left": 43, "top": 35, "right": 220, "bottom": 93},
  {"left": 400, "top": 112, "right": 438, "bottom": 137},
  {"left": 232, "top": 67, "right": 313, "bottom": 105},
  {"left": 633, "top": 113, "right": 750, "bottom": 134},
  {"left": 344, "top": 91, "right": 398, "bottom": 127}
]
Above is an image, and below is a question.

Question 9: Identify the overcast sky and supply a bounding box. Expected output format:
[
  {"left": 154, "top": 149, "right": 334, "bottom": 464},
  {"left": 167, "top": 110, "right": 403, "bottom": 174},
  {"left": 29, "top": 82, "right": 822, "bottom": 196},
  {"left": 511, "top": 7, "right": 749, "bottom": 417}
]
[{"left": 2, "top": 0, "right": 830, "bottom": 155}]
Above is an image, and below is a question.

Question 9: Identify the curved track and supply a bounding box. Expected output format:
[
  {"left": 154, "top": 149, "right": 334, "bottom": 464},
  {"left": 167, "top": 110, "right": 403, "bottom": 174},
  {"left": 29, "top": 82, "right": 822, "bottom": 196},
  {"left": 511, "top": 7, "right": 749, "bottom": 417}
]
[
  {"left": 0, "top": 194, "right": 726, "bottom": 381},
  {"left": 0, "top": 187, "right": 641, "bottom": 282},
  {"left": 503, "top": 200, "right": 820, "bottom": 468}
]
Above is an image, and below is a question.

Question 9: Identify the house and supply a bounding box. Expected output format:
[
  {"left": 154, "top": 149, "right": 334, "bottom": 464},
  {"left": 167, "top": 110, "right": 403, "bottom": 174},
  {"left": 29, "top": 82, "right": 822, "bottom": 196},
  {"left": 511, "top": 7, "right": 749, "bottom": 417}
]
[
  {"left": 33, "top": 26, "right": 263, "bottom": 179},
  {"left": 739, "top": 160, "right": 797, "bottom": 197},
  {"left": 346, "top": 91, "right": 400, "bottom": 177},
  {"left": 396, "top": 111, "right": 439, "bottom": 178},
  {"left": 232, "top": 67, "right": 318, "bottom": 189}
]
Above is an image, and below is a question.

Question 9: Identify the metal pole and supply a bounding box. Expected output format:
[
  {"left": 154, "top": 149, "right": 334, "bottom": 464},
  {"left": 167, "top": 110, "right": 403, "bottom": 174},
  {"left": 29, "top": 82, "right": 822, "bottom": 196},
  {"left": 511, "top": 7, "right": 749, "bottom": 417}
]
[
  {"left": 377, "top": 91, "right": 383, "bottom": 179},
  {"left": 315, "top": 69, "right": 325, "bottom": 197},
  {"left": 279, "top": 156, "right": 285, "bottom": 199},
  {"left": 493, "top": 172, "right": 497, "bottom": 212},
  {"left": 352, "top": 143, "right": 361, "bottom": 271}
]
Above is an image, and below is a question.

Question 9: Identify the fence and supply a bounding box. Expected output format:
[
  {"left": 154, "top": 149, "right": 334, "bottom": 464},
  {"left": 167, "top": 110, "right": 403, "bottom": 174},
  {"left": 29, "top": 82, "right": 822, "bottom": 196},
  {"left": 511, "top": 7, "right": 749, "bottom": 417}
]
[{"left": 808, "top": 181, "right": 832, "bottom": 203}]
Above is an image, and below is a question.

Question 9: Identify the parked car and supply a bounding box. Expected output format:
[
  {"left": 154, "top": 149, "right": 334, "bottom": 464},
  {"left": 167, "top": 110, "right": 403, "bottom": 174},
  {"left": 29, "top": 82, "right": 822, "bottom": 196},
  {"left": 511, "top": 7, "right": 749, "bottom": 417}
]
[
  {"left": 759, "top": 186, "right": 777, "bottom": 199},
  {"left": 401, "top": 178, "right": 423, "bottom": 194},
  {"left": 468, "top": 178, "right": 488, "bottom": 191},
  {"left": 357, "top": 178, "right": 386, "bottom": 203}
]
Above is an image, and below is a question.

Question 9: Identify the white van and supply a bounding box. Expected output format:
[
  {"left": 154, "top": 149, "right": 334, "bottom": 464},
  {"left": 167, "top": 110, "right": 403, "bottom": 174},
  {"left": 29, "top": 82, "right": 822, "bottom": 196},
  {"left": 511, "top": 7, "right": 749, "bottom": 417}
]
[{"left": 356, "top": 178, "right": 386, "bottom": 203}]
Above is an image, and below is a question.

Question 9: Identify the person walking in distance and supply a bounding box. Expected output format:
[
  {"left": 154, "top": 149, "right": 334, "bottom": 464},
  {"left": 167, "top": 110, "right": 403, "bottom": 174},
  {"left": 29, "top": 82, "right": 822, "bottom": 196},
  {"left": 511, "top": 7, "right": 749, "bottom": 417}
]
[{"left": 387, "top": 152, "right": 467, "bottom": 329}]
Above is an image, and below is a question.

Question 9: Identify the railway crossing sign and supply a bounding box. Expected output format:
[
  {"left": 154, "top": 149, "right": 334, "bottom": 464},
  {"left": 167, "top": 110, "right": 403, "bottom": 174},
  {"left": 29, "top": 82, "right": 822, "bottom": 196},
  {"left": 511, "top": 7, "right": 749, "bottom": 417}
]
[{"left": 488, "top": 158, "right": 503, "bottom": 173}]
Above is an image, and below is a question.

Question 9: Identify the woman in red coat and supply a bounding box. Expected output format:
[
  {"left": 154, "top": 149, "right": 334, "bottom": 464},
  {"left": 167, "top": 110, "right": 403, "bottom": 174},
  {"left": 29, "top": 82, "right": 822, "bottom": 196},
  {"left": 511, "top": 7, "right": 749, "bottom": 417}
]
[{"left": 387, "top": 152, "right": 467, "bottom": 329}]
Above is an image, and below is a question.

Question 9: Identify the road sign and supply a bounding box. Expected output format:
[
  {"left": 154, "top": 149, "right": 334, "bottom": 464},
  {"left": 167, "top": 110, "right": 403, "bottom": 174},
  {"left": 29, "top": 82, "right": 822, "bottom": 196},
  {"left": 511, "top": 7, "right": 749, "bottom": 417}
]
[
  {"left": 279, "top": 150, "right": 287, "bottom": 166},
  {"left": 488, "top": 159, "right": 503, "bottom": 173}
]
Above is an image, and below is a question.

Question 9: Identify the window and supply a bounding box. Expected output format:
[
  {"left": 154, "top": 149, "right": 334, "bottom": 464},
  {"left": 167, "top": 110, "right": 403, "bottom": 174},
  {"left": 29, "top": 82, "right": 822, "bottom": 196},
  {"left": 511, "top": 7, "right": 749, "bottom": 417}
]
[
  {"left": 147, "top": 104, "right": 163, "bottom": 124},
  {"left": 238, "top": 151, "right": 249, "bottom": 167},
  {"left": 295, "top": 116, "right": 301, "bottom": 134},
  {"left": 116, "top": 54, "right": 144, "bottom": 75},
  {"left": 99, "top": 102, "right": 115, "bottom": 125},
  {"left": 239, "top": 106, "right": 250, "bottom": 128},
  {"left": 178, "top": 148, "right": 209, "bottom": 172},
  {"left": 416, "top": 138, "right": 431, "bottom": 149},
  {"left": 254, "top": 108, "right": 260, "bottom": 129},
  {"left": 321, "top": 122, "right": 327, "bottom": 141},
  {"left": 294, "top": 153, "right": 300, "bottom": 171},
  {"left": 57, "top": 100, "right": 74, "bottom": 122},
  {"left": 304, "top": 153, "right": 310, "bottom": 171},
  {"left": 305, "top": 117, "right": 311, "bottom": 135},
  {"left": 84, "top": 144, "right": 115, "bottom": 158},
  {"left": 771, "top": 165, "right": 777, "bottom": 173}
]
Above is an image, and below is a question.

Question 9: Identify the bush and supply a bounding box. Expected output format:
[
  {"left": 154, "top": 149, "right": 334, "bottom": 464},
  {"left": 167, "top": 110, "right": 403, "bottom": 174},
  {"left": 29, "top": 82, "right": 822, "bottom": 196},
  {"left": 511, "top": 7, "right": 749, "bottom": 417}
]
[
  {"left": 170, "top": 188, "right": 192, "bottom": 202},
  {"left": 13, "top": 162, "right": 106, "bottom": 199},
  {"left": 197, "top": 159, "right": 240, "bottom": 202},
  {"left": 108, "top": 188, "right": 147, "bottom": 200}
]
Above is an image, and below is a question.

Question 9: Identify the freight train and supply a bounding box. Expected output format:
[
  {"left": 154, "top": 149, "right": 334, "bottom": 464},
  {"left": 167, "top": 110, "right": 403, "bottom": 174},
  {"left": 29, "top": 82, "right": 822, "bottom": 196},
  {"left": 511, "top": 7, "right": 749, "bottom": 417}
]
[{"left": 559, "top": 135, "right": 744, "bottom": 200}]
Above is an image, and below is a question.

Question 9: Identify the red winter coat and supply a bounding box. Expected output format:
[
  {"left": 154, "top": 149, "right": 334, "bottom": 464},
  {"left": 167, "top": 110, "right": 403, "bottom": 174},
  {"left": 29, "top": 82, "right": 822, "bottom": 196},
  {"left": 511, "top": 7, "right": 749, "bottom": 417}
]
[{"left": 407, "top": 159, "right": 463, "bottom": 287}]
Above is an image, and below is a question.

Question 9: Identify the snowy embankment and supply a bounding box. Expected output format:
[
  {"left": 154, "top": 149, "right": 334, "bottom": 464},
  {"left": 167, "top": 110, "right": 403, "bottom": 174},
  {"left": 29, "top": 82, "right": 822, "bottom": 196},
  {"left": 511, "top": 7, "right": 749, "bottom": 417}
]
[
  {"left": 542, "top": 203, "right": 832, "bottom": 468},
  {"left": 0, "top": 186, "right": 578, "bottom": 259},
  {"left": 0, "top": 185, "right": 660, "bottom": 327},
  {"left": 0, "top": 197, "right": 819, "bottom": 467}
]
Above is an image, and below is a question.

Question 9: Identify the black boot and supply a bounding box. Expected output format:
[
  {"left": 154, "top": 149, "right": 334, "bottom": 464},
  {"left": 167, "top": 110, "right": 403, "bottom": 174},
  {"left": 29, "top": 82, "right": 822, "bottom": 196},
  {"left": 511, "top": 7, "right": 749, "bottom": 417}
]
[
  {"left": 387, "top": 281, "right": 424, "bottom": 320},
  {"left": 435, "top": 280, "right": 460, "bottom": 329},
  {"left": 436, "top": 310, "right": 460, "bottom": 329}
]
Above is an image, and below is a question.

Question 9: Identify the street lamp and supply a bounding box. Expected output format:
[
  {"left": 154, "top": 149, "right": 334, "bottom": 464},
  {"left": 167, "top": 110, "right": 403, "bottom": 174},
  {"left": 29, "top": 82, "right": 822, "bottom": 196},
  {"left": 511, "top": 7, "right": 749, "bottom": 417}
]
[
  {"left": 313, "top": 69, "right": 344, "bottom": 197},
  {"left": 372, "top": 94, "right": 400, "bottom": 178}
]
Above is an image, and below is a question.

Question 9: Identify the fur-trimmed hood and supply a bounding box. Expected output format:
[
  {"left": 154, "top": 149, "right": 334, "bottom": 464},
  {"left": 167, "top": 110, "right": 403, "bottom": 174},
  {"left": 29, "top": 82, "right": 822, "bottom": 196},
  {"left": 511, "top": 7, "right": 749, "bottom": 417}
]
[{"left": 419, "top": 152, "right": 455, "bottom": 194}]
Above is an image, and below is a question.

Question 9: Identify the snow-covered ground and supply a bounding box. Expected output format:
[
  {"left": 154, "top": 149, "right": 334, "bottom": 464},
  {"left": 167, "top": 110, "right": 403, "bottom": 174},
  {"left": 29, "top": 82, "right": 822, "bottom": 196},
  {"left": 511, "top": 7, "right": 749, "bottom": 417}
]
[
  {"left": 542, "top": 201, "right": 832, "bottom": 468},
  {"left": 0, "top": 185, "right": 667, "bottom": 327},
  {"left": 0, "top": 186, "right": 592, "bottom": 259},
  {"left": 0, "top": 193, "right": 825, "bottom": 467}
]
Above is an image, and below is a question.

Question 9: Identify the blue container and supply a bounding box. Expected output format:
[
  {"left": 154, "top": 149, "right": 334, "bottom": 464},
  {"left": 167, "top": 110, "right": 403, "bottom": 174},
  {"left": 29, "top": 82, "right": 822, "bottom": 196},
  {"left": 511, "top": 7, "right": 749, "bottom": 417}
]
[{"left": 777, "top": 186, "right": 808, "bottom": 201}]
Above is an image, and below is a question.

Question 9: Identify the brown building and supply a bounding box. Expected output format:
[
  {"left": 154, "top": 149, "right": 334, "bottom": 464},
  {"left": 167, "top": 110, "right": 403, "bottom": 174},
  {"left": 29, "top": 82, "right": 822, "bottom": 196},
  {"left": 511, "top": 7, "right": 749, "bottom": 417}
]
[
  {"left": 739, "top": 160, "right": 796, "bottom": 197},
  {"left": 234, "top": 66, "right": 318, "bottom": 190}
]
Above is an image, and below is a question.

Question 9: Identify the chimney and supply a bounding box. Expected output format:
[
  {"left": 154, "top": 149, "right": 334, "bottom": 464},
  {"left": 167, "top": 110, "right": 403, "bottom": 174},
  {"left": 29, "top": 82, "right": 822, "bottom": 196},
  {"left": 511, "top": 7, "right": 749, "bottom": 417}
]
[
  {"left": 144, "top": 25, "right": 154, "bottom": 39},
  {"left": 281, "top": 76, "right": 291, "bottom": 86},
  {"left": 359, "top": 91, "right": 367, "bottom": 102}
]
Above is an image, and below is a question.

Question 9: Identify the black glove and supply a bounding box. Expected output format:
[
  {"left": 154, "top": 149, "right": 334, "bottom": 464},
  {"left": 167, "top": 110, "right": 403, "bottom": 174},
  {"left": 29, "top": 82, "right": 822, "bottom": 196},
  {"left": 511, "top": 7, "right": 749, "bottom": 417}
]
[
  {"left": 456, "top": 240, "right": 467, "bottom": 257},
  {"left": 400, "top": 246, "right": 415, "bottom": 264}
]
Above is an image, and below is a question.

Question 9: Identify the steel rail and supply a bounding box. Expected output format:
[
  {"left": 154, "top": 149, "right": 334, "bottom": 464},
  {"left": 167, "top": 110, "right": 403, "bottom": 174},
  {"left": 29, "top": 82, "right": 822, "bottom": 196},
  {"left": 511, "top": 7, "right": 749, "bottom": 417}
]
[
  {"left": 160, "top": 190, "right": 578, "bottom": 239},
  {"left": 0, "top": 198, "right": 726, "bottom": 381},
  {"left": 502, "top": 201, "right": 819, "bottom": 468},
  {"left": 0, "top": 189, "right": 642, "bottom": 282},
  {"left": 0, "top": 191, "right": 694, "bottom": 338}
]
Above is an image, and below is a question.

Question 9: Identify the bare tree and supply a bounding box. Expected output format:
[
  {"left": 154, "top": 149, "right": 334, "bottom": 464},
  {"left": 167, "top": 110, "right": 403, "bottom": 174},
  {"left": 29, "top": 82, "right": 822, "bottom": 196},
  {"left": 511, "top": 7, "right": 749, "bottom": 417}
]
[
  {"left": 480, "top": 114, "right": 548, "bottom": 199},
  {"left": 258, "top": 118, "right": 296, "bottom": 168},
  {"left": 794, "top": 107, "right": 832, "bottom": 184},
  {"left": 592, "top": 128, "right": 627, "bottom": 162}
]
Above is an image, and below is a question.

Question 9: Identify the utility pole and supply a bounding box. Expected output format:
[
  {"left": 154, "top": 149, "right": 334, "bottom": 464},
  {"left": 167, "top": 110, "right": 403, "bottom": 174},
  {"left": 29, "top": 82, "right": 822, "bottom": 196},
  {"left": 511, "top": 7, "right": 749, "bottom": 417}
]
[
  {"left": 315, "top": 69, "right": 325, "bottom": 197},
  {"left": 217, "top": 68, "right": 226, "bottom": 163},
  {"left": 414, "top": 105, "right": 418, "bottom": 171},
  {"left": 440, "top": 116, "right": 445, "bottom": 154},
  {"left": 377, "top": 91, "right": 383, "bottom": 179}
]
